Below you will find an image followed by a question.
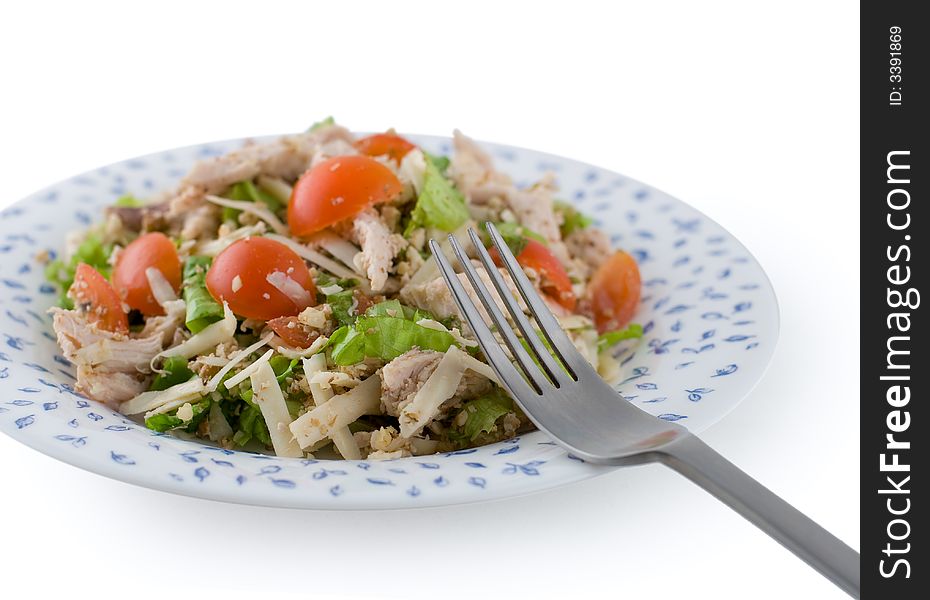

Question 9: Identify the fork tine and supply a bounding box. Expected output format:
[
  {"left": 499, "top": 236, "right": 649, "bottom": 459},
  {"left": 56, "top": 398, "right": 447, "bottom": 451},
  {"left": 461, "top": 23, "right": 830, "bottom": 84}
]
[
  {"left": 446, "top": 234, "right": 551, "bottom": 392},
  {"left": 467, "top": 227, "right": 573, "bottom": 385},
  {"left": 428, "top": 239, "right": 538, "bottom": 399},
  {"left": 485, "top": 222, "right": 591, "bottom": 374}
]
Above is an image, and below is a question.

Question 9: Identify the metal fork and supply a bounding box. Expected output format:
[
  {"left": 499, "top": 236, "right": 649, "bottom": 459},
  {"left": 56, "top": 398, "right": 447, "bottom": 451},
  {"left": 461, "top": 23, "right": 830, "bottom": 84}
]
[{"left": 429, "top": 223, "right": 860, "bottom": 599}]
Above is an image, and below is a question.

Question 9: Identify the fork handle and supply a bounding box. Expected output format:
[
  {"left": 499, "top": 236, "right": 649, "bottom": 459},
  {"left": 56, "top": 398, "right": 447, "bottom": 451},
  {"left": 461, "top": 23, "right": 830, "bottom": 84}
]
[{"left": 659, "top": 436, "right": 860, "bottom": 598}]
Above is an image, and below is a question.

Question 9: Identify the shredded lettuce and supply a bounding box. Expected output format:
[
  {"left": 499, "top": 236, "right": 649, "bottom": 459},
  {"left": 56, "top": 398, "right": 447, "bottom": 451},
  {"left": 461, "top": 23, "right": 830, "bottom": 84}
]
[
  {"left": 182, "top": 256, "right": 225, "bottom": 333},
  {"left": 329, "top": 315, "right": 457, "bottom": 366},
  {"left": 597, "top": 323, "right": 644, "bottom": 350},
  {"left": 479, "top": 221, "right": 547, "bottom": 255},
  {"left": 114, "top": 194, "right": 143, "bottom": 207},
  {"left": 44, "top": 234, "right": 113, "bottom": 309},
  {"left": 232, "top": 402, "right": 272, "bottom": 447},
  {"left": 308, "top": 116, "right": 335, "bottom": 132},
  {"left": 149, "top": 356, "right": 195, "bottom": 391},
  {"left": 145, "top": 399, "right": 210, "bottom": 433},
  {"left": 423, "top": 151, "right": 450, "bottom": 174},
  {"left": 404, "top": 157, "right": 469, "bottom": 235},
  {"left": 227, "top": 179, "right": 284, "bottom": 214},
  {"left": 455, "top": 390, "right": 513, "bottom": 442},
  {"left": 554, "top": 200, "right": 594, "bottom": 237}
]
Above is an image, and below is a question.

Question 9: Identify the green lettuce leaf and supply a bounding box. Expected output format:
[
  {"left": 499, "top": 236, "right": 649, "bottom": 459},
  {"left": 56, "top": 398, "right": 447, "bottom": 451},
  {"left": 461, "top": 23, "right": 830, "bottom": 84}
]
[
  {"left": 227, "top": 179, "right": 284, "bottom": 213},
  {"left": 456, "top": 390, "right": 513, "bottom": 441},
  {"left": 182, "top": 256, "right": 225, "bottom": 333},
  {"left": 423, "top": 151, "right": 450, "bottom": 174},
  {"left": 114, "top": 194, "right": 143, "bottom": 207},
  {"left": 404, "top": 158, "right": 469, "bottom": 235},
  {"left": 232, "top": 402, "right": 272, "bottom": 447},
  {"left": 597, "top": 323, "right": 644, "bottom": 350},
  {"left": 44, "top": 234, "right": 113, "bottom": 309},
  {"left": 479, "top": 221, "right": 547, "bottom": 256},
  {"left": 308, "top": 116, "right": 335, "bottom": 132},
  {"left": 330, "top": 316, "right": 457, "bottom": 366},
  {"left": 144, "top": 399, "right": 210, "bottom": 433},
  {"left": 149, "top": 356, "right": 195, "bottom": 392},
  {"left": 554, "top": 200, "right": 594, "bottom": 237}
]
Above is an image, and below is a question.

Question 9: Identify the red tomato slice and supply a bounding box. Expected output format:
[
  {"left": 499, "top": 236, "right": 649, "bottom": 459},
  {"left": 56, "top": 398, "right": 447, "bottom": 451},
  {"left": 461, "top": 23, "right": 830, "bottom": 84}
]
[
  {"left": 206, "top": 237, "right": 317, "bottom": 321},
  {"left": 589, "top": 250, "right": 642, "bottom": 333},
  {"left": 491, "top": 239, "right": 576, "bottom": 311},
  {"left": 288, "top": 155, "right": 403, "bottom": 237},
  {"left": 69, "top": 263, "right": 129, "bottom": 334},
  {"left": 112, "top": 232, "right": 182, "bottom": 316},
  {"left": 266, "top": 316, "right": 320, "bottom": 349},
  {"left": 353, "top": 133, "right": 416, "bottom": 163}
]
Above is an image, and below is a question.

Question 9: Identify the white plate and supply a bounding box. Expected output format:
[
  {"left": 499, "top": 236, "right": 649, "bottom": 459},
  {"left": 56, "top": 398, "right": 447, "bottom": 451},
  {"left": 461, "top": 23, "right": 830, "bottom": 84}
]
[{"left": 0, "top": 134, "right": 778, "bottom": 509}]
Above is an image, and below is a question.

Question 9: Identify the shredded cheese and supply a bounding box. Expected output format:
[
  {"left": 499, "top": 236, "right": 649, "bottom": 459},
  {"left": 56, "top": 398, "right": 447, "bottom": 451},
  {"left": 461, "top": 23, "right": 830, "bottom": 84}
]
[
  {"left": 205, "top": 333, "right": 274, "bottom": 392},
  {"left": 145, "top": 267, "right": 177, "bottom": 306},
  {"left": 264, "top": 234, "right": 372, "bottom": 294},
  {"left": 416, "top": 318, "right": 478, "bottom": 348},
  {"left": 273, "top": 334, "right": 329, "bottom": 359},
  {"left": 223, "top": 348, "right": 274, "bottom": 390},
  {"left": 302, "top": 354, "right": 360, "bottom": 459},
  {"left": 266, "top": 271, "right": 314, "bottom": 309},
  {"left": 120, "top": 377, "right": 206, "bottom": 416},
  {"left": 249, "top": 361, "right": 303, "bottom": 458},
  {"left": 154, "top": 302, "right": 236, "bottom": 363},
  {"left": 289, "top": 373, "right": 381, "bottom": 449},
  {"left": 205, "top": 194, "right": 288, "bottom": 235},
  {"left": 308, "top": 231, "right": 363, "bottom": 273},
  {"left": 398, "top": 346, "right": 499, "bottom": 438},
  {"left": 256, "top": 175, "right": 293, "bottom": 205}
]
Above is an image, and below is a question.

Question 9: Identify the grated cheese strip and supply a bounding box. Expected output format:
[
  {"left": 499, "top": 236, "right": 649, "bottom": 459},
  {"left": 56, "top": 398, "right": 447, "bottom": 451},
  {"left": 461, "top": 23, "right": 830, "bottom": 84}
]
[
  {"left": 308, "top": 231, "right": 363, "bottom": 273},
  {"left": 273, "top": 334, "right": 329, "bottom": 359},
  {"left": 250, "top": 361, "right": 303, "bottom": 458},
  {"left": 302, "top": 354, "right": 360, "bottom": 459},
  {"left": 264, "top": 233, "right": 372, "bottom": 294},
  {"left": 145, "top": 267, "right": 177, "bottom": 306},
  {"left": 416, "top": 318, "right": 477, "bottom": 348},
  {"left": 155, "top": 302, "right": 236, "bottom": 363},
  {"left": 205, "top": 195, "right": 288, "bottom": 235},
  {"left": 266, "top": 271, "right": 314, "bottom": 309},
  {"left": 289, "top": 374, "right": 381, "bottom": 449},
  {"left": 256, "top": 175, "right": 293, "bottom": 205},
  {"left": 223, "top": 348, "right": 274, "bottom": 390},
  {"left": 205, "top": 333, "right": 273, "bottom": 392},
  {"left": 194, "top": 222, "right": 267, "bottom": 257},
  {"left": 120, "top": 377, "right": 206, "bottom": 416},
  {"left": 398, "top": 346, "right": 500, "bottom": 438}
]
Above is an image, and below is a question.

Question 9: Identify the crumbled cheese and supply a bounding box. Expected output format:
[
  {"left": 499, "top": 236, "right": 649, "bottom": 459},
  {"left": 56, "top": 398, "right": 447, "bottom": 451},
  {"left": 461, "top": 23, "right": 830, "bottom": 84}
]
[
  {"left": 297, "top": 305, "right": 331, "bottom": 329},
  {"left": 176, "top": 402, "right": 194, "bottom": 422},
  {"left": 231, "top": 275, "right": 243, "bottom": 293},
  {"left": 302, "top": 354, "right": 360, "bottom": 459}
]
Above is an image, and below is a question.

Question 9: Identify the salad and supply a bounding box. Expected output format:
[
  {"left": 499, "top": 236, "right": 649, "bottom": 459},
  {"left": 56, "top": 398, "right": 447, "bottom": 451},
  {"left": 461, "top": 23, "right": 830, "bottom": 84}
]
[{"left": 46, "top": 121, "right": 642, "bottom": 459}]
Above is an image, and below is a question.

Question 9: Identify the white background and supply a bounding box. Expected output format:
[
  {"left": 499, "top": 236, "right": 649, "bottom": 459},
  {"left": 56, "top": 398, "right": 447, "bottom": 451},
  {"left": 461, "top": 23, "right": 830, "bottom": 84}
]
[{"left": 0, "top": 2, "right": 859, "bottom": 599}]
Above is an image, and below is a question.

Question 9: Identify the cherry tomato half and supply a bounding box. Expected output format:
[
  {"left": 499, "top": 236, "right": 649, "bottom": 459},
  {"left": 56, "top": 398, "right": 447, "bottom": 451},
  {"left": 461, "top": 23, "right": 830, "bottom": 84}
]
[
  {"left": 288, "top": 155, "right": 403, "bottom": 237},
  {"left": 353, "top": 133, "right": 415, "bottom": 163},
  {"left": 491, "top": 239, "right": 576, "bottom": 311},
  {"left": 206, "top": 237, "right": 317, "bottom": 321},
  {"left": 112, "top": 232, "right": 182, "bottom": 316},
  {"left": 266, "top": 316, "right": 320, "bottom": 349},
  {"left": 69, "top": 263, "right": 129, "bottom": 334},
  {"left": 589, "top": 250, "right": 641, "bottom": 333}
]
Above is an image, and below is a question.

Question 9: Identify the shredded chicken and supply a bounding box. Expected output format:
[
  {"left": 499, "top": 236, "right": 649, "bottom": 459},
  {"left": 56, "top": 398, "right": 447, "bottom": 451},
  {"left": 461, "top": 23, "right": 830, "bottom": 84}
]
[
  {"left": 167, "top": 124, "right": 354, "bottom": 222},
  {"left": 51, "top": 308, "right": 179, "bottom": 405},
  {"left": 380, "top": 349, "right": 492, "bottom": 419},
  {"left": 351, "top": 208, "right": 405, "bottom": 292},
  {"left": 400, "top": 262, "right": 526, "bottom": 323}
]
